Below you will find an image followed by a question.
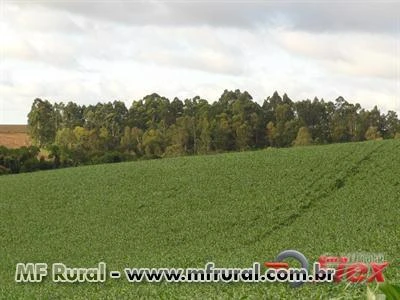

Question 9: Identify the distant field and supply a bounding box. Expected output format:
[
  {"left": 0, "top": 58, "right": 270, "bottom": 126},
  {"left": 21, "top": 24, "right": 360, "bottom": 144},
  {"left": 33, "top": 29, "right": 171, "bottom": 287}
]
[
  {"left": 0, "top": 140, "right": 399, "bottom": 298},
  {"left": 0, "top": 125, "right": 30, "bottom": 148},
  {"left": 0, "top": 125, "right": 28, "bottom": 133}
]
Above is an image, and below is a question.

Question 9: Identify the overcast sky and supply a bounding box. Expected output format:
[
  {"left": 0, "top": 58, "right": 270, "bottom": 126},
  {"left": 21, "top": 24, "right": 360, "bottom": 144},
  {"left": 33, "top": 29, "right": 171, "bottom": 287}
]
[{"left": 1, "top": 0, "right": 399, "bottom": 124}]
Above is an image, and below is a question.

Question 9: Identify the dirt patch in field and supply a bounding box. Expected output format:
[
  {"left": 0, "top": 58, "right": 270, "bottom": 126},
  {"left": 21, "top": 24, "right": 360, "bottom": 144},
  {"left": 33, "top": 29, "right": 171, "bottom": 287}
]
[{"left": 0, "top": 125, "right": 31, "bottom": 148}]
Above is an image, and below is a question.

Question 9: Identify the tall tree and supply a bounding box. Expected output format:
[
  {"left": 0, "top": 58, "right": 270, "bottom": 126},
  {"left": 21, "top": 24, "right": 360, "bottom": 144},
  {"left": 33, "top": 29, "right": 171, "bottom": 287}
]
[
  {"left": 62, "top": 102, "right": 84, "bottom": 129},
  {"left": 27, "top": 98, "right": 57, "bottom": 147}
]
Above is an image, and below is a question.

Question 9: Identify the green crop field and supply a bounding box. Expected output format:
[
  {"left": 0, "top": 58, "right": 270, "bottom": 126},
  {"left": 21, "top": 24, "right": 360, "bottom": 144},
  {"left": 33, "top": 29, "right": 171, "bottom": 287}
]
[{"left": 1, "top": 140, "right": 399, "bottom": 299}]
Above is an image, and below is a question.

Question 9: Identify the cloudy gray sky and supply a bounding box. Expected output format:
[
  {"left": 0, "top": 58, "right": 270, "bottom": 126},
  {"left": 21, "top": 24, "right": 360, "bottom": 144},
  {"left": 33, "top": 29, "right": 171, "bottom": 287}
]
[{"left": 1, "top": 0, "right": 399, "bottom": 124}]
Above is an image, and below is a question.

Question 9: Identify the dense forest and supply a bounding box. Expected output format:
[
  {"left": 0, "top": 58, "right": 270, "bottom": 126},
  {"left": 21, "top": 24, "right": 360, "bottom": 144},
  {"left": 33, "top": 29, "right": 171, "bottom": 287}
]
[{"left": 1, "top": 89, "right": 399, "bottom": 174}]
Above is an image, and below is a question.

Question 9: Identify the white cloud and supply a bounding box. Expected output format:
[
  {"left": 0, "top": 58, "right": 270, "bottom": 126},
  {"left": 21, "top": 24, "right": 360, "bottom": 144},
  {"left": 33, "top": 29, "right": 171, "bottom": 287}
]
[
  {"left": 20, "top": 1, "right": 400, "bottom": 33},
  {"left": 0, "top": 1, "right": 399, "bottom": 124},
  {"left": 273, "top": 30, "right": 399, "bottom": 79}
]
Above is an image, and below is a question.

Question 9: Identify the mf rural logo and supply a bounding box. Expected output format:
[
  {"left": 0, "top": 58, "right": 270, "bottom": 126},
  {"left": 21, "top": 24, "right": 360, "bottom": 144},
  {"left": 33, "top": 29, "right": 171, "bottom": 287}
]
[{"left": 14, "top": 249, "right": 389, "bottom": 286}]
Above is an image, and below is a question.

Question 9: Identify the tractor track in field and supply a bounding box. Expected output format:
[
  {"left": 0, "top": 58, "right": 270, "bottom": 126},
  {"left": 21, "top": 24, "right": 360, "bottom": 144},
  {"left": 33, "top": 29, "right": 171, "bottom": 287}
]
[{"left": 246, "top": 142, "right": 385, "bottom": 245}]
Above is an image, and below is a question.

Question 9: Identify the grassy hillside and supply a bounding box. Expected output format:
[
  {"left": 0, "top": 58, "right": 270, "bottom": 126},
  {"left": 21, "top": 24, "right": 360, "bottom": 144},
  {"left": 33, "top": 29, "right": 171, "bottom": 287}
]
[{"left": 0, "top": 140, "right": 399, "bottom": 299}]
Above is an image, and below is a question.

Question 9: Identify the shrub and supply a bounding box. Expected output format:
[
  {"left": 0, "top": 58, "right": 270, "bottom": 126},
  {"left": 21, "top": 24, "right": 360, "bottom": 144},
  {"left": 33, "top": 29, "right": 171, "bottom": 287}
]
[
  {"left": 365, "top": 126, "right": 382, "bottom": 140},
  {"left": 20, "top": 158, "right": 40, "bottom": 172},
  {"left": 0, "top": 165, "right": 10, "bottom": 175}
]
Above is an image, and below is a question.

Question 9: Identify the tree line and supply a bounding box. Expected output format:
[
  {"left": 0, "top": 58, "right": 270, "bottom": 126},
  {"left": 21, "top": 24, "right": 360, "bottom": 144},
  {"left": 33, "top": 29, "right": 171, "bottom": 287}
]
[{"left": 2, "top": 89, "right": 399, "bottom": 174}]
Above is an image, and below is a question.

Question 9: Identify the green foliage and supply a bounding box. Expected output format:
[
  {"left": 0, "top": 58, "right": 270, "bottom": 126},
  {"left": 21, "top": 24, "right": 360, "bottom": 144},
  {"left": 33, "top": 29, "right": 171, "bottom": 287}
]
[
  {"left": 142, "top": 128, "right": 165, "bottom": 158},
  {"left": 294, "top": 126, "right": 313, "bottom": 146},
  {"left": 365, "top": 126, "right": 382, "bottom": 140},
  {"left": 212, "top": 112, "right": 234, "bottom": 151},
  {"left": 379, "top": 283, "right": 400, "bottom": 300},
  {"left": 91, "top": 151, "right": 131, "bottom": 164},
  {"left": 27, "top": 98, "right": 57, "bottom": 147},
  {"left": 0, "top": 165, "right": 10, "bottom": 175},
  {"left": 1, "top": 139, "right": 399, "bottom": 298},
  {"left": 120, "top": 126, "right": 143, "bottom": 156},
  {"left": 24, "top": 91, "right": 400, "bottom": 172},
  {"left": 266, "top": 121, "right": 277, "bottom": 146},
  {"left": 197, "top": 117, "right": 211, "bottom": 154},
  {"left": 0, "top": 146, "right": 44, "bottom": 174}
]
